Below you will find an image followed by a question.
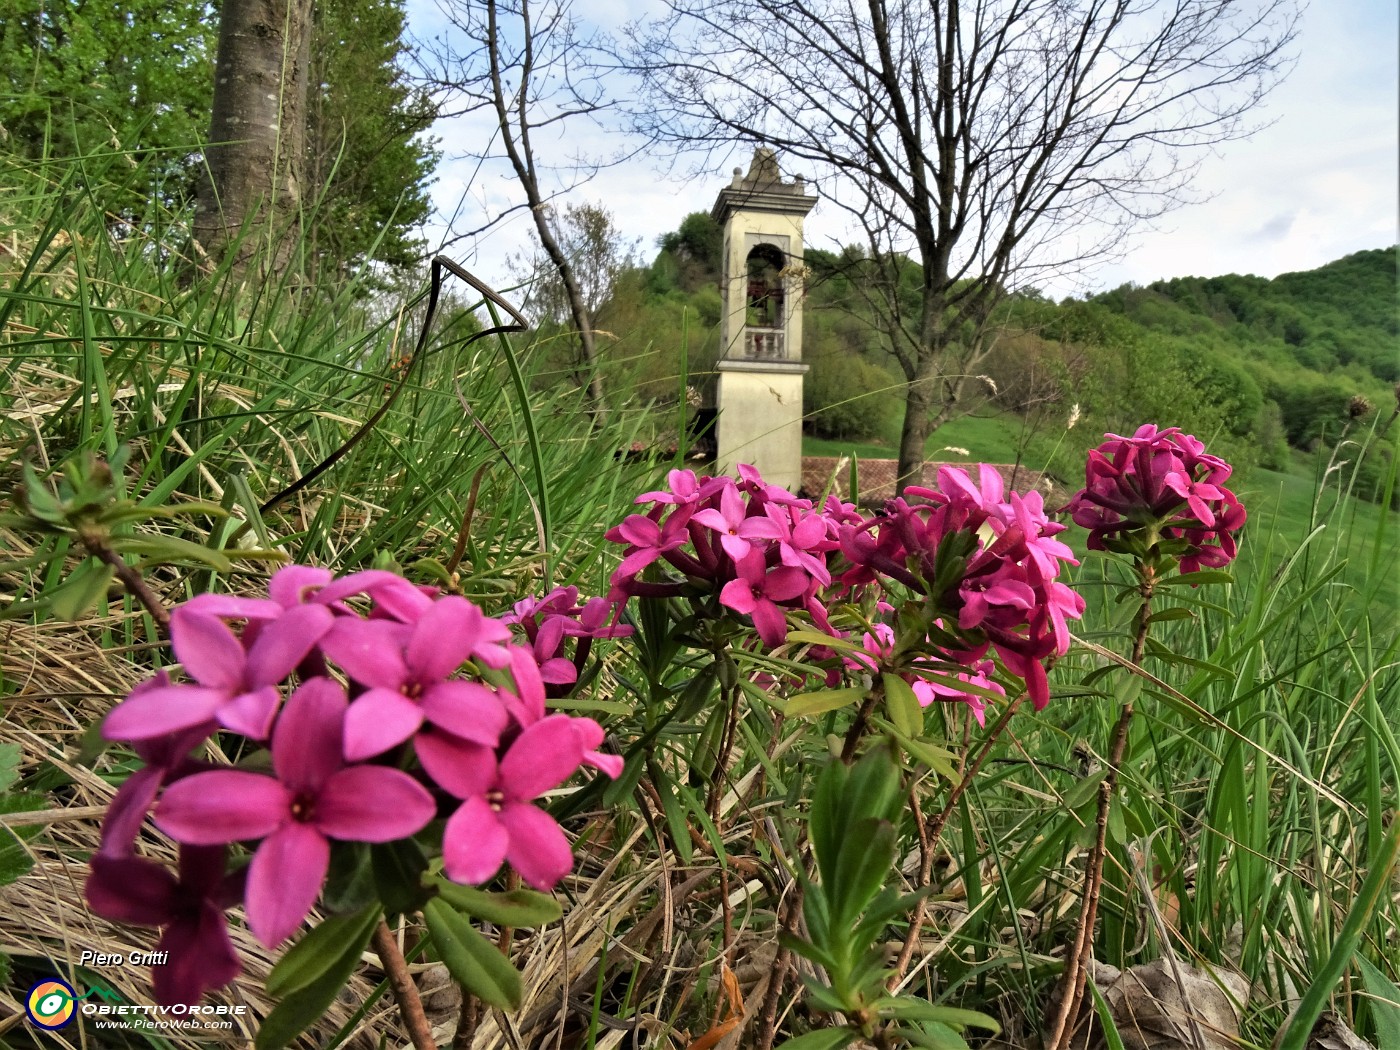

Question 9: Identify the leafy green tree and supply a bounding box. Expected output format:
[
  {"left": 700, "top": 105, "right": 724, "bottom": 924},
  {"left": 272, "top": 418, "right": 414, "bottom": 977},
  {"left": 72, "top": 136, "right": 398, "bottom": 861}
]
[
  {"left": 656, "top": 211, "right": 722, "bottom": 292},
  {"left": 305, "top": 0, "right": 439, "bottom": 281},
  {"left": 0, "top": 0, "right": 214, "bottom": 203}
]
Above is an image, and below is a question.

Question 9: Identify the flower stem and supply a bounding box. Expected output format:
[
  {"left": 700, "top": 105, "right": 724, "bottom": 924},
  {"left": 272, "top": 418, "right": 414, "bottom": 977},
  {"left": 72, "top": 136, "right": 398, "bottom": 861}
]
[
  {"left": 373, "top": 919, "right": 436, "bottom": 1050},
  {"left": 1046, "top": 573, "right": 1155, "bottom": 1050},
  {"left": 77, "top": 530, "right": 172, "bottom": 634}
]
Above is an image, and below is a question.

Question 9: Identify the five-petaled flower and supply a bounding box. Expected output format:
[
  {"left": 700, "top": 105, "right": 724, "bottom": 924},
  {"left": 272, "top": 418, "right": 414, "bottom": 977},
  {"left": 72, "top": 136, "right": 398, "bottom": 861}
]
[
  {"left": 153, "top": 678, "right": 436, "bottom": 947},
  {"left": 318, "top": 596, "right": 510, "bottom": 760},
  {"left": 422, "top": 715, "right": 589, "bottom": 891},
  {"left": 86, "top": 845, "right": 244, "bottom": 1007}
]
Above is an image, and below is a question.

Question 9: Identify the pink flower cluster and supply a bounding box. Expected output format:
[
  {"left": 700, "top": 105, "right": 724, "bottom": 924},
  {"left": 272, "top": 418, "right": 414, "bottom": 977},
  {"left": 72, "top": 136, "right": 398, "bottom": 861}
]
[
  {"left": 835, "top": 465, "right": 1084, "bottom": 710},
  {"left": 88, "top": 566, "right": 620, "bottom": 1005},
  {"left": 606, "top": 466, "right": 842, "bottom": 647},
  {"left": 504, "top": 585, "right": 634, "bottom": 692},
  {"left": 1066, "top": 424, "right": 1247, "bottom": 572},
  {"left": 606, "top": 463, "right": 1083, "bottom": 713}
]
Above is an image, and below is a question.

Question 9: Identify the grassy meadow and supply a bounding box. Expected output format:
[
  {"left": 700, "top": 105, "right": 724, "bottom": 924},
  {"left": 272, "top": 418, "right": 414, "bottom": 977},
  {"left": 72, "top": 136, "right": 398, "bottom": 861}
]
[{"left": 1, "top": 151, "right": 1397, "bottom": 1049}]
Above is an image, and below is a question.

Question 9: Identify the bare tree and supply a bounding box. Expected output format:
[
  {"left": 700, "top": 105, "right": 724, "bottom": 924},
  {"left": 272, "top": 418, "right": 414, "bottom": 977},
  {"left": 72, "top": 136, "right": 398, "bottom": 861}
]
[
  {"left": 419, "top": 0, "right": 620, "bottom": 413},
  {"left": 509, "top": 201, "right": 640, "bottom": 328},
  {"left": 627, "top": 0, "right": 1300, "bottom": 490},
  {"left": 194, "top": 0, "right": 315, "bottom": 277}
]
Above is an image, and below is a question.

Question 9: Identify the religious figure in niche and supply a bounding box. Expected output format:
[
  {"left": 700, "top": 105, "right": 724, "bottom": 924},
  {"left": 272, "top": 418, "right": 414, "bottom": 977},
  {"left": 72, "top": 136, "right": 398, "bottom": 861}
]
[{"left": 745, "top": 244, "right": 786, "bottom": 329}]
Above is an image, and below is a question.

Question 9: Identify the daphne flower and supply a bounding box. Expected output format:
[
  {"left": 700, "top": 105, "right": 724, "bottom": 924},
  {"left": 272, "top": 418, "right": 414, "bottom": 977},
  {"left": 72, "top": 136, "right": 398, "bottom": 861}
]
[
  {"left": 605, "top": 508, "right": 694, "bottom": 580},
  {"left": 317, "top": 596, "right": 510, "bottom": 760},
  {"left": 86, "top": 845, "right": 244, "bottom": 1006},
  {"left": 1067, "top": 425, "right": 1246, "bottom": 569},
  {"left": 692, "top": 480, "right": 784, "bottom": 562},
  {"left": 102, "top": 604, "right": 332, "bottom": 742},
  {"left": 98, "top": 675, "right": 211, "bottom": 857},
  {"left": 425, "top": 715, "right": 588, "bottom": 891},
  {"left": 719, "top": 552, "right": 809, "bottom": 647},
  {"left": 154, "top": 678, "right": 436, "bottom": 947}
]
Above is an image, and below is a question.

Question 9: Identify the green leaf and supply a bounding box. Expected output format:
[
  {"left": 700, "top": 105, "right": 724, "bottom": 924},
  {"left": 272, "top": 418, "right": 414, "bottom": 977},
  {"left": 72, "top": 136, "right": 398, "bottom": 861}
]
[
  {"left": 1355, "top": 954, "right": 1400, "bottom": 1048},
  {"left": 831, "top": 817, "right": 896, "bottom": 928},
  {"left": 810, "top": 759, "right": 849, "bottom": 889},
  {"left": 424, "top": 897, "right": 523, "bottom": 1011},
  {"left": 882, "top": 673, "right": 924, "bottom": 738},
  {"left": 894, "top": 1022, "right": 971, "bottom": 1049},
  {"left": 321, "top": 843, "right": 376, "bottom": 914},
  {"left": 256, "top": 905, "right": 382, "bottom": 1050},
  {"left": 49, "top": 560, "right": 115, "bottom": 621},
  {"left": 110, "top": 535, "right": 234, "bottom": 571},
  {"left": 371, "top": 837, "right": 430, "bottom": 917},
  {"left": 774, "top": 1028, "right": 856, "bottom": 1050},
  {"left": 844, "top": 746, "right": 903, "bottom": 825},
  {"left": 786, "top": 687, "right": 866, "bottom": 718},
  {"left": 0, "top": 743, "right": 22, "bottom": 793},
  {"left": 652, "top": 769, "right": 693, "bottom": 864},
  {"left": 100, "top": 500, "right": 228, "bottom": 525},
  {"left": 786, "top": 630, "right": 863, "bottom": 653},
  {"left": 873, "top": 998, "right": 1001, "bottom": 1033},
  {"left": 431, "top": 879, "right": 562, "bottom": 928},
  {"left": 1064, "top": 769, "right": 1109, "bottom": 810},
  {"left": 877, "top": 720, "right": 961, "bottom": 784},
  {"left": 1107, "top": 798, "right": 1127, "bottom": 844},
  {"left": 799, "top": 976, "right": 856, "bottom": 1017},
  {"left": 777, "top": 931, "right": 838, "bottom": 973},
  {"left": 266, "top": 902, "right": 382, "bottom": 999},
  {"left": 1146, "top": 606, "right": 1195, "bottom": 623},
  {"left": 21, "top": 464, "right": 66, "bottom": 524}
]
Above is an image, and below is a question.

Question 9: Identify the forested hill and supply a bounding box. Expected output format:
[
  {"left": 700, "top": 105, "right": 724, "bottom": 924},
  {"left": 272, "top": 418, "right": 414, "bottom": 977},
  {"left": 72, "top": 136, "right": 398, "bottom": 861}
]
[
  {"left": 1091, "top": 247, "right": 1397, "bottom": 386},
  {"left": 1070, "top": 247, "right": 1397, "bottom": 483}
]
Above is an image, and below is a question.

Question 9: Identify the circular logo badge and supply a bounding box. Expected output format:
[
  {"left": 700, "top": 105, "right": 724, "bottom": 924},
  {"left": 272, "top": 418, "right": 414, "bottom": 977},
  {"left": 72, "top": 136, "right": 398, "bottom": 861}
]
[{"left": 26, "top": 979, "right": 77, "bottom": 1030}]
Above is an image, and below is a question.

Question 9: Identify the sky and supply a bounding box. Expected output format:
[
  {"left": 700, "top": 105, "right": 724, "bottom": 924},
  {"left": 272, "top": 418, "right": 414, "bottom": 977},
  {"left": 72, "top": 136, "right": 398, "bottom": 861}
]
[{"left": 409, "top": 0, "right": 1399, "bottom": 302}]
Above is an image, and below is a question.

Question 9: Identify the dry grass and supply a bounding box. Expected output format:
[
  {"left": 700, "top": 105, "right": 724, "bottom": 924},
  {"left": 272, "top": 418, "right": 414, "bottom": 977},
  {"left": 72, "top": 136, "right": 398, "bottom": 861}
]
[{"left": 0, "top": 614, "right": 411, "bottom": 1048}]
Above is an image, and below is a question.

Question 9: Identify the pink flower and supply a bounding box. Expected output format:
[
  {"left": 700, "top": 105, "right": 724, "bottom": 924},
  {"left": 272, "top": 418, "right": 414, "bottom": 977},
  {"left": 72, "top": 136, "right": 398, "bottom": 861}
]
[
  {"left": 1067, "top": 425, "right": 1246, "bottom": 569},
  {"left": 719, "top": 552, "right": 809, "bottom": 647},
  {"left": 507, "top": 588, "right": 634, "bottom": 688},
  {"left": 636, "top": 468, "right": 724, "bottom": 506},
  {"left": 318, "top": 596, "right": 510, "bottom": 760},
  {"left": 692, "top": 479, "right": 783, "bottom": 562},
  {"left": 605, "top": 508, "right": 694, "bottom": 580},
  {"left": 487, "top": 647, "right": 622, "bottom": 779},
  {"left": 916, "top": 662, "right": 1002, "bottom": 727},
  {"left": 86, "top": 845, "right": 244, "bottom": 1006},
  {"left": 154, "top": 678, "right": 436, "bottom": 947},
  {"left": 830, "top": 463, "right": 1083, "bottom": 710},
  {"left": 423, "top": 715, "right": 589, "bottom": 891},
  {"left": 763, "top": 504, "right": 833, "bottom": 586},
  {"left": 98, "top": 675, "right": 211, "bottom": 857},
  {"left": 102, "top": 603, "right": 333, "bottom": 742}
]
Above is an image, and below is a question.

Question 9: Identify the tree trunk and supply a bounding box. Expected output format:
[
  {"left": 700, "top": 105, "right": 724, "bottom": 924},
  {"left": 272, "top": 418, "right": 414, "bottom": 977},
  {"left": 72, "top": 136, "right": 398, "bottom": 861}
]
[
  {"left": 896, "top": 358, "right": 936, "bottom": 494},
  {"left": 193, "top": 0, "right": 314, "bottom": 279}
]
